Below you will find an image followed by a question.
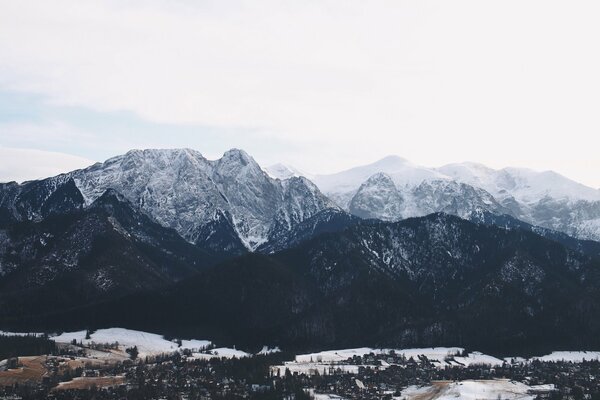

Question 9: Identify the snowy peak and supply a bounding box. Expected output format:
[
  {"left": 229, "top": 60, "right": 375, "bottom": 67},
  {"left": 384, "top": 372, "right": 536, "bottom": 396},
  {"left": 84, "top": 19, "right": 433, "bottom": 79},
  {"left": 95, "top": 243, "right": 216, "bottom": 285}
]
[
  {"left": 264, "top": 163, "right": 306, "bottom": 180},
  {"left": 438, "top": 162, "right": 600, "bottom": 203},
  {"left": 214, "top": 149, "right": 270, "bottom": 183},
  {"left": 0, "top": 148, "right": 336, "bottom": 252},
  {"left": 113, "top": 148, "right": 209, "bottom": 172},
  {"left": 312, "top": 155, "right": 447, "bottom": 198},
  {"left": 269, "top": 176, "right": 338, "bottom": 237},
  {"left": 368, "top": 155, "right": 411, "bottom": 170},
  {"left": 348, "top": 173, "right": 403, "bottom": 220},
  {"left": 436, "top": 162, "right": 496, "bottom": 187},
  {"left": 217, "top": 148, "right": 258, "bottom": 171},
  {"left": 312, "top": 155, "right": 600, "bottom": 241}
]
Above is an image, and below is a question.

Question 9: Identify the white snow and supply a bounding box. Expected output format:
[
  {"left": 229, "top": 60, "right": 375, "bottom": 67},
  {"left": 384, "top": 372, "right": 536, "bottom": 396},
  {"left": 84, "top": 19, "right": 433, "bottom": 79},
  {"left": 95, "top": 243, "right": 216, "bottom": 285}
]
[
  {"left": 314, "top": 155, "right": 600, "bottom": 207},
  {"left": 310, "top": 155, "right": 600, "bottom": 241},
  {"left": 274, "top": 347, "right": 506, "bottom": 377},
  {"left": 45, "top": 148, "right": 334, "bottom": 251},
  {"left": 295, "top": 347, "right": 383, "bottom": 363},
  {"left": 295, "top": 347, "right": 476, "bottom": 365},
  {"left": 438, "top": 163, "right": 600, "bottom": 203},
  {"left": 264, "top": 163, "right": 310, "bottom": 180},
  {"left": 533, "top": 351, "right": 600, "bottom": 363},
  {"left": 313, "top": 156, "right": 448, "bottom": 201},
  {"left": 400, "top": 379, "right": 554, "bottom": 400},
  {"left": 257, "top": 346, "right": 281, "bottom": 355},
  {"left": 189, "top": 347, "right": 251, "bottom": 360},
  {"left": 52, "top": 328, "right": 212, "bottom": 358},
  {"left": 453, "top": 352, "right": 504, "bottom": 367}
]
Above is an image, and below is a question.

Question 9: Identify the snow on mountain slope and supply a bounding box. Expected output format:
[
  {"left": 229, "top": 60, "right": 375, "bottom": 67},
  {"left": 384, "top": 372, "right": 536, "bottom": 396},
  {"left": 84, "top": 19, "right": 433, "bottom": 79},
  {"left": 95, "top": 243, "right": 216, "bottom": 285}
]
[
  {"left": 311, "top": 155, "right": 600, "bottom": 241},
  {"left": 348, "top": 173, "right": 404, "bottom": 220},
  {"left": 313, "top": 157, "right": 507, "bottom": 222},
  {"left": 0, "top": 149, "right": 335, "bottom": 250},
  {"left": 438, "top": 162, "right": 600, "bottom": 240},
  {"left": 438, "top": 163, "right": 600, "bottom": 203},
  {"left": 52, "top": 328, "right": 211, "bottom": 357},
  {"left": 312, "top": 156, "right": 447, "bottom": 208},
  {"left": 532, "top": 351, "right": 600, "bottom": 362},
  {"left": 264, "top": 163, "right": 310, "bottom": 180}
]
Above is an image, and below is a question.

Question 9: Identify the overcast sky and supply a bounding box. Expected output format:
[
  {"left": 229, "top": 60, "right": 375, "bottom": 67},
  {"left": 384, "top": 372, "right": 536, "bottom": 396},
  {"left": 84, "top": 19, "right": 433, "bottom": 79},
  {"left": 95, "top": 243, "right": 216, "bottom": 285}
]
[{"left": 0, "top": 0, "right": 599, "bottom": 187}]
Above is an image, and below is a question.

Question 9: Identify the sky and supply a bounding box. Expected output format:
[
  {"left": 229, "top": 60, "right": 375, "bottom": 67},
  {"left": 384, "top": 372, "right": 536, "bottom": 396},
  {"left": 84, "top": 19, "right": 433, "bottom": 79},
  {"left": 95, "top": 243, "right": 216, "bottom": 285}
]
[{"left": 0, "top": 0, "right": 599, "bottom": 187}]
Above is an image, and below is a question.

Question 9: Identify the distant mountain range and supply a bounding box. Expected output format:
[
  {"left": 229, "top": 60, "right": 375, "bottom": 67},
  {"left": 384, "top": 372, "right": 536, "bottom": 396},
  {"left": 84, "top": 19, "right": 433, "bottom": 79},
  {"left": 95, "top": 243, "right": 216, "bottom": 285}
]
[
  {"left": 268, "top": 156, "right": 600, "bottom": 242},
  {"left": 1, "top": 149, "right": 335, "bottom": 251},
  {"left": 1, "top": 148, "right": 600, "bottom": 355}
]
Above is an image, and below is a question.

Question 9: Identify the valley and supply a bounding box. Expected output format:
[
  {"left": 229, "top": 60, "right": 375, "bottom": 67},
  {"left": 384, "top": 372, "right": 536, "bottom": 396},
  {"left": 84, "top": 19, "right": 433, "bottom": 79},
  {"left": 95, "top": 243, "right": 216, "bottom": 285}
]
[
  {"left": 1, "top": 148, "right": 600, "bottom": 398},
  {"left": 0, "top": 328, "right": 597, "bottom": 399}
]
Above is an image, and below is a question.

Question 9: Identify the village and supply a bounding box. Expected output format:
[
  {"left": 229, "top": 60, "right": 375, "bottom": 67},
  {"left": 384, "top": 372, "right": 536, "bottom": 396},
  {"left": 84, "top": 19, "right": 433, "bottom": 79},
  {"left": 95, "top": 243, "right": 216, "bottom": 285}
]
[{"left": 1, "top": 330, "right": 600, "bottom": 399}]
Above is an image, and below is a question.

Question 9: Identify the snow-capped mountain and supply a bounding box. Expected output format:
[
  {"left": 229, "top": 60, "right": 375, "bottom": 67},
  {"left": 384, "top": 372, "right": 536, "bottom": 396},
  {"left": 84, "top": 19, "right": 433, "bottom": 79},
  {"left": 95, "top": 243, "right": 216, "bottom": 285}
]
[
  {"left": 437, "top": 163, "right": 600, "bottom": 241},
  {"left": 305, "top": 156, "right": 600, "bottom": 241},
  {"left": 0, "top": 149, "right": 336, "bottom": 250},
  {"left": 312, "top": 156, "right": 449, "bottom": 208},
  {"left": 264, "top": 163, "right": 309, "bottom": 180},
  {"left": 437, "top": 162, "right": 600, "bottom": 203}
]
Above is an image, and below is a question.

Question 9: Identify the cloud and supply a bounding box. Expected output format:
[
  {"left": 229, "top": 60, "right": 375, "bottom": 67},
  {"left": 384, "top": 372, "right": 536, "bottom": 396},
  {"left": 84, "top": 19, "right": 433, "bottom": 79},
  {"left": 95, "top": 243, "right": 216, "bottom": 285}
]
[
  {"left": 0, "top": 0, "right": 600, "bottom": 186},
  {"left": 0, "top": 147, "right": 95, "bottom": 183}
]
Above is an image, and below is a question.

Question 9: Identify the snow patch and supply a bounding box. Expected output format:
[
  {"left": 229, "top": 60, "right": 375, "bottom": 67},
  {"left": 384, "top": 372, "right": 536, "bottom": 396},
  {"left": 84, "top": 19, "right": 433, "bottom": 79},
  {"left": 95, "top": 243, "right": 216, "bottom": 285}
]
[{"left": 52, "top": 328, "right": 211, "bottom": 358}]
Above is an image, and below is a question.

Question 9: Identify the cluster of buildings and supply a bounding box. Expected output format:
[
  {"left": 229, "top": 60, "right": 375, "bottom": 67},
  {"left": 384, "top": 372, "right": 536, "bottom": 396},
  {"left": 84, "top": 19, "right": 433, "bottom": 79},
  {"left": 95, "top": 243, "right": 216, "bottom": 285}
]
[{"left": 2, "top": 345, "right": 600, "bottom": 399}]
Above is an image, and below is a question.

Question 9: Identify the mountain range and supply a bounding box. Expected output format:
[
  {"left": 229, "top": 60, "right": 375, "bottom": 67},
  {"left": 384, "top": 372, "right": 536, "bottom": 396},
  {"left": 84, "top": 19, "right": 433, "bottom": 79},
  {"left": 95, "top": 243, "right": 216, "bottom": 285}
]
[
  {"left": 269, "top": 156, "right": 600, "bottom": 242},
  {"left": 1, "top": 148, "right": 600, "bottom": 355}
]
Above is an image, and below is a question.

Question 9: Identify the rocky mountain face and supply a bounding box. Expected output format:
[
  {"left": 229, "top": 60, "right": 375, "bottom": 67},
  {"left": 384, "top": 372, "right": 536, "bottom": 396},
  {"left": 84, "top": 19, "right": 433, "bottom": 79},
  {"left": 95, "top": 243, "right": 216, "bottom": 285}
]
[
  {"left": 311, "top": 156, "right": 600, "bottom": 242},
  {"left": 0, "top": 149, "right": 336, "bottom": 251},
  {"left": 0, "top": 148, "right": 340, "bottom": 309},
  {"left": 438, "top": 163, "right": 600, "bottom": 241},
  {"left": 467, "top": 208, "right": 600, "bottom": 260},
  {"left": 344, "top": 172, "right": 509, "bottom": 221},
  {"left": 348, "top": 173, "right": 404, "bottom": 219},
  {"left": 257, "top": 208, "right": 361, "bottom": 254}
]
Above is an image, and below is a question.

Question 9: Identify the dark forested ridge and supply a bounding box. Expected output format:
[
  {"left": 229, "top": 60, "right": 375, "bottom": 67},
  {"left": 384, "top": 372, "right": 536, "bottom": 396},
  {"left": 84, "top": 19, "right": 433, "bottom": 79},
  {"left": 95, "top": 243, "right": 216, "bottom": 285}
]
[
  {"left": 4, "top": 213, "right": 600, "bottom": 356},
  {"left": 0, "top": 189, "right": 226, "bottom": 319}
]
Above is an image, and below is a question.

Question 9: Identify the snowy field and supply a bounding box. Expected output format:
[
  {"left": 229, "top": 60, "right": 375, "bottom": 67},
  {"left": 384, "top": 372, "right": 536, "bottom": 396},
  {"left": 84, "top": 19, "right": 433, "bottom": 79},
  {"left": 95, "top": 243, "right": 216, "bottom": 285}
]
[
  {"left": 287, "top": 347, "right": 504, "bottom": 372},
  {"left": 399, "top": 380, "right": 554, "bottom": 400},
  {"left": 532, "top": 351, "right": 600, "bottom": 363},
  {"left": 52, "top": 328, "right": 212, "bottom": 358},
  {"left": 2, "top": 327, "right": 599, "bottom": 366},
  {"left": 273, "top": 346, "right": 600, "bottom": 377},
  {"left": 272, "top": 347, "right": 507, "bottom": 377},
  {"left": 188, "top": 347, "right": 251, "bottom": 360}
]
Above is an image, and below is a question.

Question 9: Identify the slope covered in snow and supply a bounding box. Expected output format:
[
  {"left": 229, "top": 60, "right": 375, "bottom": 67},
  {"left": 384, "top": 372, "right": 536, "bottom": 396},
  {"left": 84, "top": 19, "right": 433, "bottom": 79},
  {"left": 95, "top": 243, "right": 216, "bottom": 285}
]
[
  {"left": 0, "top": 149, "right": 335, "bottom": 250},
  {"left": 310, "top": 155, "right": 600, "bottom": 241},
  {"left": 400, "top": 380, "right": 554, "bottom": 400},
  {"left": 312, "top": 156, "right": 448, "bottom": 209},
  {"left": 264, "top": 163, "right": 310, "bottom": 180},
  {"left": 52, "top": 328, "right": 211, "bottom": 358},
  {"left": 438, "top": 163, "right": 600, "bottom": 203}
]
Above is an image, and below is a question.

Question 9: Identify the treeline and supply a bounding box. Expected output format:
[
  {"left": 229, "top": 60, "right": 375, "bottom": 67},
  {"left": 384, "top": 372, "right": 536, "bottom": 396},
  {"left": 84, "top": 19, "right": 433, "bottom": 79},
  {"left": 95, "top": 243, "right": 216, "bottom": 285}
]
[{"left": 0, "top": 334, "right": 56, "bottom": 360}]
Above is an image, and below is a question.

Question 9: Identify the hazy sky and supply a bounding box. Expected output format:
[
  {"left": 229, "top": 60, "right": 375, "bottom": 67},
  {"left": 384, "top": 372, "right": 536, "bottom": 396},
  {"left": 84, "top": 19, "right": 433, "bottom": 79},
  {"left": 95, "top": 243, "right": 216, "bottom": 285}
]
[{"left": 1, "top": 0, "right": 599, "bottom": 187}]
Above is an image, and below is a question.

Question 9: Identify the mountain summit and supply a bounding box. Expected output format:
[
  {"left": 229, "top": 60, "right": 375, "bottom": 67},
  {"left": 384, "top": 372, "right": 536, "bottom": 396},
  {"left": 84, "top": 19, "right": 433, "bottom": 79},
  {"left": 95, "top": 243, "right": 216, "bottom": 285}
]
[
  {"left": 306, "top": 155, "right": 600, "bottom": 241},
  {"left": 0, "top": 148, "right": 336, "bottom": 250}
]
